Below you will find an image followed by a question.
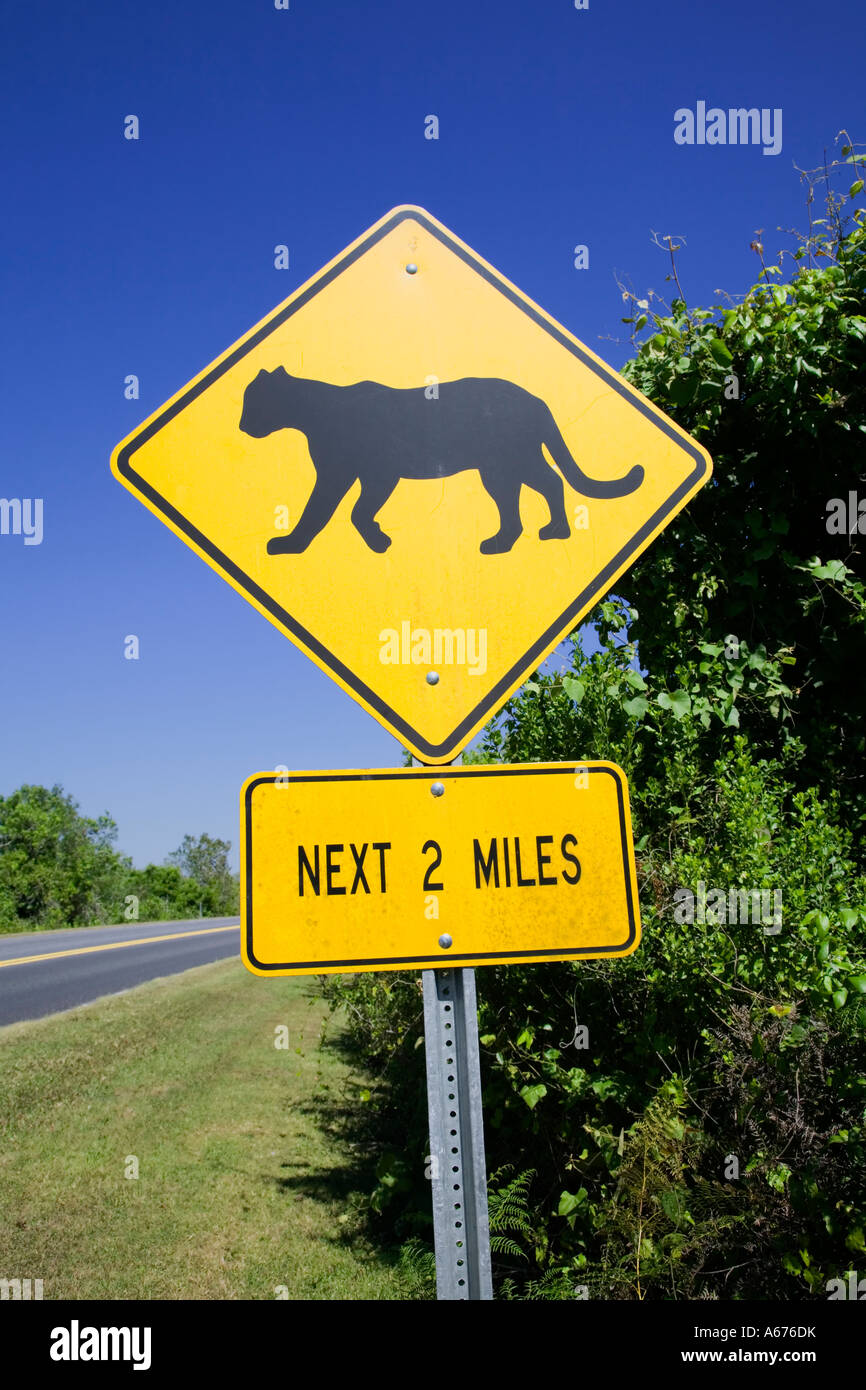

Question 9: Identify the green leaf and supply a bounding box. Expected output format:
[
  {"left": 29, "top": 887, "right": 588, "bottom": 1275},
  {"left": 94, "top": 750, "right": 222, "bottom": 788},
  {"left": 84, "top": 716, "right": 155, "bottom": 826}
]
[
  {"left": 707, "top": 336, "right": 733, "bottom": 366},
  {"left": 810, "top": 559, "right": 850, "bottom": 581},
  {"left": 562, "top": 677, "right": 586, "bottom": 705},
  {"left": 660, "top": 1189, "right": 688, "bottom": 1223},
  {"left": 519, "top": 1083, "right": 547, "bottom": 1110},
  {"left": 767, "top": 1163, "right": 792, "bottom": 1193},
  {"left": 658, "top": 689, "right": 691, "bottom": 718},
  {"left": 557, "top": 1188, "right": 587, "bottom": 1217},
  {"left": 623, "top": 696, "right": 649, "bottom": 719},
  {"left": 850, "top": 179, "right": 864, "bottom": 196},
  {"left": 669, "top": 374, "right": 698, "bottom": 406}
]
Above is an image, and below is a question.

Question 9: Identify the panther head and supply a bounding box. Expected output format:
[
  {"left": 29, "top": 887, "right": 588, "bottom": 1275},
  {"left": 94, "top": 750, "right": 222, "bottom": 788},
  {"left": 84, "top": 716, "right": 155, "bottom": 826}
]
[{"left": 239, "top": 366, "right": 292, "bottom": 438}]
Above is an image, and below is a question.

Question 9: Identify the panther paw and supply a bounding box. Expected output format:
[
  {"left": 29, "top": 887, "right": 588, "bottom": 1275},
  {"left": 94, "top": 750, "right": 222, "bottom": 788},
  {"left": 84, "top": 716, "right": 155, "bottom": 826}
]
[
  {"left": 480, "top": 535, "right": 518, "bottom": 555},
  {"left": 363, "top": 531, "right": 392, "bottom": 553},
  {"left": 267, "top": 535, "right": 308, "bottom": 555}
]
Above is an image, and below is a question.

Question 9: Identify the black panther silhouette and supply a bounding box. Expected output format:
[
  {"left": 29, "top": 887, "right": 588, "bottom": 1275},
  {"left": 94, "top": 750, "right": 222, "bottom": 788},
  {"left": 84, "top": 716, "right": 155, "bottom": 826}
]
[{"left": 239, "top": 367, "right": 644, "bottom": 555}]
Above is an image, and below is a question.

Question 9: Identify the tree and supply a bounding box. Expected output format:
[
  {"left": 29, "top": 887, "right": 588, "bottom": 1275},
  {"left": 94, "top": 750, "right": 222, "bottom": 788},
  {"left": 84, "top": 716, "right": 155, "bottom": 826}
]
[
  {"left": 0, "top": 784, "right": 123, "bottom": 931},
  {"left": 0, "top": 786, "right": 240, "bottom": 930},
  {"left": 166, "top": 832, "right": 237, "bottom": 914},
  {"left": 614, "top": 144, "right": 866, "bottom": 827}
]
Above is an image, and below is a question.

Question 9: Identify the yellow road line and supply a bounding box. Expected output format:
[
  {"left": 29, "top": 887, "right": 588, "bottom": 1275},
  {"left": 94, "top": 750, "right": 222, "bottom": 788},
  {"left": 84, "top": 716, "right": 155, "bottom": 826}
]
[{"left": 0, "top": 924, "right": 239, "bottom": 970}]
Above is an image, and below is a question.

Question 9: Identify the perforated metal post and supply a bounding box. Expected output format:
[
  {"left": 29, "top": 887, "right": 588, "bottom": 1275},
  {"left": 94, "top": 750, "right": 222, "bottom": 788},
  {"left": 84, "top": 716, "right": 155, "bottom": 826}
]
[{"left": 422, "top": 966, "right": 493, "bottom": 1300}]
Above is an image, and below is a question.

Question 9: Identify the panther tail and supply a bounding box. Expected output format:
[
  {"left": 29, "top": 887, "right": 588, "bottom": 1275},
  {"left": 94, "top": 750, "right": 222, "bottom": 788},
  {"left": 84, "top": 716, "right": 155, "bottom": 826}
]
[{"left": 543, "top": 409, "right": 644, "bottom": 498}]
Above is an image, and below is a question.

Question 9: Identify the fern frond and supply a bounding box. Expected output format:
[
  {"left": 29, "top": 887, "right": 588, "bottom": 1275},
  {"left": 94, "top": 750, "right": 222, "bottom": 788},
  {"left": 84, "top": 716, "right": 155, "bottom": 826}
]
[{"left": 490, "top": 1235, "right": 526, "bottom": 1257}]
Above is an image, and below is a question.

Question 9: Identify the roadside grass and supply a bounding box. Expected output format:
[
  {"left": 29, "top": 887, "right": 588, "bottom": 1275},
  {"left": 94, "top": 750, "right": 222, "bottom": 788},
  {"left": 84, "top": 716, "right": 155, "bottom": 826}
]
[{"left": 0, "top": 959, "right": 416, "bottom": 1299}]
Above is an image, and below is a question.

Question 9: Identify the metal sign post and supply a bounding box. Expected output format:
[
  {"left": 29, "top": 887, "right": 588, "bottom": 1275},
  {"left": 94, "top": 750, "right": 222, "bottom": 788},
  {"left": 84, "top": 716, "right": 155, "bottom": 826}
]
[{"left": 422, "top": 966, "right": 493, "bottom": 1300}]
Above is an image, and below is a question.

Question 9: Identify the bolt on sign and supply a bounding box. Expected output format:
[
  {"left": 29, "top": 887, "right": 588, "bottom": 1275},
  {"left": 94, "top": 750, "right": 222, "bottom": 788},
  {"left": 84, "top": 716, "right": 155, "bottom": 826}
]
[
  {"left": 241, "top": 763, "right": 639, "bottom": 975},
  {"left": 111, "top": 205, "right": 712, "bottom": 764}
]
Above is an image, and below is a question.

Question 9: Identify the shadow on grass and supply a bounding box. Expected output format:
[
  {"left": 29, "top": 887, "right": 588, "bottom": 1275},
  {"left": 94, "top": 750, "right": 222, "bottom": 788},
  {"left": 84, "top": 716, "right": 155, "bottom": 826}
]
[{"left": 265, "top": 981, "right": 433, "bottom": 1264}]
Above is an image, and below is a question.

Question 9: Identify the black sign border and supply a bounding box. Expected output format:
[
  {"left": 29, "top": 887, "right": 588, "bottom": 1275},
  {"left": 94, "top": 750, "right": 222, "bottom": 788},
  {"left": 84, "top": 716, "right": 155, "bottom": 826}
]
[
  {"left": 116, "top": 208, "right": 708, "bottom": 761},
  {"left": 243, "top": 763, "right": 638, "bottom": 972}
]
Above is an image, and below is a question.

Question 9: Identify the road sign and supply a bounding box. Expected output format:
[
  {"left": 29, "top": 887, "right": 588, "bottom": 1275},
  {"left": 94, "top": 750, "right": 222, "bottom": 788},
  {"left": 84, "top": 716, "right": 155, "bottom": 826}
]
[
  {"left": 241, "top": 762, "right": 639, "bottom": 976},
  {"left": 112, "top": 205, "right": 712, "bottom": 764}
]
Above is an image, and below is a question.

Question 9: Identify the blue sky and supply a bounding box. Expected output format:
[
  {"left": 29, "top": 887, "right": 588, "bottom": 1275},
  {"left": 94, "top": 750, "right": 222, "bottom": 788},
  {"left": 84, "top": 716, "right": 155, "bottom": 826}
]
[{"left": 1, "top": 0, "right": 861, "bottom": 868}]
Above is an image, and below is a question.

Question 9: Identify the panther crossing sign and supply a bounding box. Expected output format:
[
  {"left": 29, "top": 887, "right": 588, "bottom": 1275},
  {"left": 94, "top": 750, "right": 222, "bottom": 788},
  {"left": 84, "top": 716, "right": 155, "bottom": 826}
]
[{"left": 111, "top": 205, "right": 712, "bottom": 763}]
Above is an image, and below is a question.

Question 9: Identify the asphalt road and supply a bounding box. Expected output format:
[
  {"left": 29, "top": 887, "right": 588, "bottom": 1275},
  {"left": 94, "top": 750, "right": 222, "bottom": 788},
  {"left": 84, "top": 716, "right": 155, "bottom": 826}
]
[{"left": 0, "top": 917, "right": 241, "bottom": 1027}]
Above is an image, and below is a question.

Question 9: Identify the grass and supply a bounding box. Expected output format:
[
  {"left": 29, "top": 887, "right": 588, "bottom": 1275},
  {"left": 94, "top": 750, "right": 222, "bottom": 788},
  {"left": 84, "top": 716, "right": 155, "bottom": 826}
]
[{"left": 0, "top": 958, "right": 416, "bottom": 1299}]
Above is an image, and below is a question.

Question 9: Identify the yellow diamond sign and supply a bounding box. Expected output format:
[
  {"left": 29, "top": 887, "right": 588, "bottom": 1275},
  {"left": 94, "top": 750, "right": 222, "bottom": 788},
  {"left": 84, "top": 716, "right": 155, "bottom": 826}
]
[{"left": 112, "top": 206, "right": 711, "bottom": 762}]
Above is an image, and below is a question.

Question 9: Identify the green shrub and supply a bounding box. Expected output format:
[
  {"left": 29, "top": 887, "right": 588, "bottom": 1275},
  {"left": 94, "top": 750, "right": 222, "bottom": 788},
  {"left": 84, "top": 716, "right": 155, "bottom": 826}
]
[{"left": 322, "top": 145, "right": 866, "bottom": 1299}]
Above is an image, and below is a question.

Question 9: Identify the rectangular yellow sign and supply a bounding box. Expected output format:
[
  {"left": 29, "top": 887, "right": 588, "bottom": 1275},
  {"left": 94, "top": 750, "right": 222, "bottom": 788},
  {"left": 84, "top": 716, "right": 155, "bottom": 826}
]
[{"left": 241, "top": 762, "right": 640, "bottom": 976}]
